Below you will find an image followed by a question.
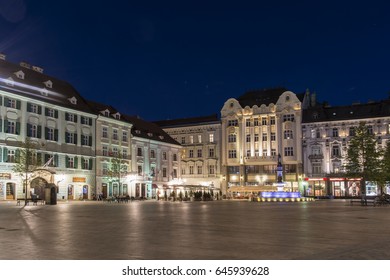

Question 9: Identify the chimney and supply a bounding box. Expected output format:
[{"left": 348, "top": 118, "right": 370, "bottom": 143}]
[
  {"left": 32, "top": 65, "right": 44, "bottom": 73},
  {"left": 0, "top": 53, "right": 6, "bottom": 60},
  {"left": 310, "top": 91, "right": 316, "bottom": 107},
  {"left": 20, "top": 61, "right": 31, "bottom": 69}
]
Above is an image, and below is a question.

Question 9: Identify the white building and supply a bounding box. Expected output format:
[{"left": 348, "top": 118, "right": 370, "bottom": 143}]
[{"left": 155, "top": 115, "right": 222, "bottom": 193}]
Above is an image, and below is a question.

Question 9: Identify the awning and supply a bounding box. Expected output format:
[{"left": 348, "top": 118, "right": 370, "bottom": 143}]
[{"left": 152, "top": 184, "right": 158, "bottom": 189}]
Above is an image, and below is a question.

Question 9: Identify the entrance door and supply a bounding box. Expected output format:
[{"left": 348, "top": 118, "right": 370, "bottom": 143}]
[
  {"left": 6, "top": 183, "right": 15, "bottom": 200},
  {"left": 68, "top": 184, "right": 74, "bottom": 200},
  {"left": 30, "top": 178, "right": 47, "bottom": 199},
  {"left": 102, "top": 184, "right": 107, "bottom": 199},
  {"left": 83, "top": 185, "right": 88, "bottom": 199}
]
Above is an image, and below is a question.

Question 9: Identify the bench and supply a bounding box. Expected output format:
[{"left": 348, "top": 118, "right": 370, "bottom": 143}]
[
  {"left": 350, "top": 197, "right": 377, "bottom": 206},
  {"left": 16, "top": 198, "right": 45, "bottom": 206}
]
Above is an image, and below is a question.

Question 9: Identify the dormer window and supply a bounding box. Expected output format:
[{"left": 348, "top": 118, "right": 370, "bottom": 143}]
[
  {"left": 135, "top": 130, "right": 141, "bottom": 135},
  {"left": 6, "top": 77, "right": 14, "bottom": 86},
  {"left": 101, "top": 109, "right": 110, "bottom": 117},
  {"left": 147, "top": 132, "right": 153, "bottom": 137},
  {"left": 113, "top": 112, "right": 121, "bottom": 119},
  {"left": 159, "top": 135, "right": 164, "bottom": 140},
  {"left": 14, "top": 70, "right": 25, "bottom": 79},
  {"left": 41, "top": 88, "right": 49, "bottom": 97},
  {"left": 68, "top": 96, "right": 77, "bottom": 105},
  {"left": 44, "top": 80, "right": 53, "bottom": 88}
]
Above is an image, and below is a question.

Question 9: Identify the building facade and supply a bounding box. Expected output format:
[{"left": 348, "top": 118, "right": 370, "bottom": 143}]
[
  {"left": 220, "top": 88, "right": 308, "bottom": 195},
  {"left": 155, "top": 115, "right": 222, "bottom": 193},
  {"left": 302, "top": 100, "right": 390, "bottom": 197}
]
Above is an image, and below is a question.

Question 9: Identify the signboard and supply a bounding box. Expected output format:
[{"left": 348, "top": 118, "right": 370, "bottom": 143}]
[
  {"left": 0, "top": 173, "right": 11, "bottom": 180},
  {"left": 73, "top": 177, "right": 86, "bottom": 183}
]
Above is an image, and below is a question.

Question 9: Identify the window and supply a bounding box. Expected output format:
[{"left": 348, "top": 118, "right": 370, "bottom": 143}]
[
  {"left": 332, "top": 128, "right": 339, "bottom": 137},
  {"left": 162, "top": 152, "right": 167, "bottom": 160},
  {"left": 262, "top": 133, "right": 267, "bottom": 141},
  {"left": 312, "top": 163, "right": 322, "bottom": 175},
  {"left": 198, "top": 135, "right": 202, "bottom": 143},
  {"left": 181, "top": 168, "right": 186, "bottom": 175},
  {"left": 246, "top": 149, "right": 251, "bottom": 157},
  {"left": 150, "top": 150, "right": 156, "bottom": 158},
  {"left": 190, "top": 135, "right": 194, "bottom": 144},
  {"left": 284, "top": 130, "right": 293, "bottom": 139},
  {"left": 332, "top": 145, "right": 340, "bottom": 157},
  {"left": 254, "top": 118, "right": 259, "bottom": 126},
  {"left": 367, "top": 125, "right": 373, "bottom": 135},
  {"left": 7, "top": 150, "right": 16, "bottom": 163},
  {"left": 270, "top": 116, "right": 276, "bottom": 125},
  {"left": 162, "top": 167, "right": 167, "bottom": 177},
  {"left": 102, "top": 146, "right": 108, "bottom": 156},
  {"left": 284, "top": 147, "right": 294, "bottom": 156},
  {"left": 138, "top": 165, "right": 143, "bottom": 175},
  {"left": 173, "top": 153, "right": 177, "bottom": 161},
  {"left": 181, "top": 137, "right": 186, "bottom": 144},
  {"left": 263, "top": 150, "right": 267, "bottom": 157},
  {"left": 246, "top": 119, "right": 251, "bottom": 127},
  {"left": 197, "top": 149, "right": 202, "bottom": 158},
  {"left": 254, "top": 134, "right": 259, "bottom": 142},
  {"left": 67, "top": 157, "right": 75, "bottom": 168},
  {"left": 122, "top": 131, "right": 128, "bottom": 142},
  {"left": 122, "top": 149, "right": 128, "bottom": 159},
  {"left": 65, "top": 113, "right": 76, "bottom": 122},
  {"left": 283, "top": 114, "right": 294, "bottom": 122},
  {"left": 45, "top": 108, "right": 57, "bottom": 118},
  {"left": 113, "top": 129, "right": 118, "bottom": 140},
  {"left": 65, "top": 132, "right": 77, "bottom": 144},
  {"left": 209, "top": 133, "right": 214, "bottom": 143},
  {"left": 271, "top": 132, "right": 276, "bottom": 141},
  {"left": 262, "top": 117, "right": 267, "bottom": 125},
  {"left": 189, "top": 166, "right": 194, "bottom": 175},
  {"left": 7, "top": 98, "right": 17, "bottom": 109},
  {"left": 228, "top": 150, "right": 237, "bottom": 158},
  {"left": 112, "top": 147, "right": 118, "bottom": 157},
  {"left": 137, "top": 148, "right": 143, "bottom": 157},
  {"left": 81, "top": 135, "right": 92, "bottom": 146},
  {"left": 173, "top": 169, "right": 177, "bottom": 178},
  {"left": 271, "top": 149, "right": 276, "bottom": 156},
  {"left": 81, "top": 116, "right": 91, "bottom": 125},
  {"left": 27, "top": 124, "right": 41, "bottom": 138},
  {"left": 45, "top": 127, "right": 57, "bottom": 141},
  {"left": 82, "top": 158, "right": 90, "bottom": 170},
  {"left": 209, "top": 165, "right": 215, "bottom": 175},
  {"left": 246, "top": 134, "right": 251, "bottom": 142},
  {"left": 189, "top": 149, "right": 194, "bottom": 158},
  {"left": 228, "top": 120, "right": 238, "bottom": 126},
  {"left": 209, "top": 148, "right": 215, "bottom": 158},
  {"left": 228, "top": 134, "right": 236, "bottom": 143},
  {"left": 6, "top": 121, "right": 18, "bottom": 134},
  {"left": 102, "top": 127, "right": 108, "bottom": 138},
  {"left": 197, "top": 165, "right": 202, "bottom": 174},
  {"left": 312, "top": 146, "right": 321, "bottom": 155},
  {"left": 349, "top": 127, "right": 356, "bottom": 137},
  {"left": 28, "top": 103, "right": 41, "bottom": 114}
]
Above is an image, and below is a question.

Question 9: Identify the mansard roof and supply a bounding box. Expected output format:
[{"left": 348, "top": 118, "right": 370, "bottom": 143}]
[
  {"left": 302, "top": 100, "right": 390, "bottom": 123},
  {"left": 0, "top": 58, "right": 94, "bottom": 113},
  {"left": 237, "top": 87, "right": 305, "bottom": 107},
  {"left": 153, "top": 114, "right": 220, "bottom": 128},
  {"left": 123, "top": 115, "right": 180, "bottom": 146}
]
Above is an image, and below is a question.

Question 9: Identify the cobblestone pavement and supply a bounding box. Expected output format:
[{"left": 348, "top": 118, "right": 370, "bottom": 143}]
[{"left": 1, "top": 199, "right": 390, "bottom": 260}]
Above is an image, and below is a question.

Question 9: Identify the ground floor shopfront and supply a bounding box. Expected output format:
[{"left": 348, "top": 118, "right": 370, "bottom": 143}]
[{"left": 303, "top": 176, "right": 387, "bottom": 197}]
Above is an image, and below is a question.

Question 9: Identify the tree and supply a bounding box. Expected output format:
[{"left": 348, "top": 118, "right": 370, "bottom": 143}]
[
  {"left": 379, "top": 140, "right": 390, "bottom": 193},
  {"left": 12, "top": 138, "right": 39, "bottom": 205},
  {"left": 107, "top": 151, "right": 128, "bottom": 196},
  {"left": 344, "top": 122, "right": 382, "bottom": 194}
]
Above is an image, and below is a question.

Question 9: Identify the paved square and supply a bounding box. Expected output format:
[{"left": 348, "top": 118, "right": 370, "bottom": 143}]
[{"left": 1, "top": 200, "right": 389, "bottom": 259}]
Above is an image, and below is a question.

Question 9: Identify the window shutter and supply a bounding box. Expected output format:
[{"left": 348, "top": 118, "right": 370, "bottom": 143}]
[
  {"left": 3, "top": 147, "right": 7, "bottom": 162},
  {"left": 37, "top": 125, "right": 42, "bottom": 138},
  {"left": 0, "top": 96, "right": 2, "bottom": 106},
  {"left": 65, "top": 155, "right": 69, "bottom": 168},
  {"left": 45, "top": 107, "right": 49, "bottom": 116},
  {"left": 0, "top": 147, "right": 2, "bottom": 163},
  {"left": 4, "top": 120, "right": 8, "bottom": 133},
  {"left": 89, "top": 158, "right": 93, "bottom": 170},
  {"left": 89, "top": 136, "right": 92, "bottom": 147},
  {"left": 54, "top": 129, "right": 58, "bottom": 141},
  {"left": 27, "top": 103, "right": 31, "bottom": 112},
  {"left": 74, "top": 156, "right": 78, "bottom": 169},
  {"left": 81, "top": 116, "right": 85, "bottom": 124},
  {"left": 65, "top": 132, "right": 68, "bottom": 143},
  {"left": 74, "top": 115, "right": 78, "bottom": 123},
  {"left": 89, "top": 118, "right": 92, "bottom": 126},
  {"left": 27, "top": 123, "right": 31, "bottom": 137},
  {"left": 37, "top": 153, "right": 42, "bottom": 166},
  {"left": 38, "top": 105, "right": 42, "bottom": 115},
  {"left": 16, "top": 122, "right": 20, "bottom": 135},
  {"left": 54, "top": 154, "right": 59, "bottom": 167},
  {"left": 16, "top": 100, "right": 21, "bottom": 110},
  {"left": 55, "top": 110, "right": 58, "bottom": 118},
  {"left": 15, "top": 149, "right": 20, "bottom": 163},
  {"left": 44, "top": 154, "right": 50, "bottom": 163},
  {"left": 0, "top": 119, "right": 2, "bottom": 132},
  {"left": 45, "top": 127, "right": 49, "bottom": 139},
  {"left": 65, "top": 112, "right": 69, "bottom": 121},
  {"left": 4, "top": 97, "right": 9, "bottom": 107},
  {"left": 74, "top": 133, "right": 78, "bottom": 145}
]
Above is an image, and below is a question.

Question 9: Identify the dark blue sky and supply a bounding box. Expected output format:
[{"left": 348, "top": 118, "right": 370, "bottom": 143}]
[{"left": 0, "top": 0, "right": 389, "bottom": 121}]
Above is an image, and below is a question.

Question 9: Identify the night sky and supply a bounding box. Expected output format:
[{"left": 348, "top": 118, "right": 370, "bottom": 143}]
[{"left": 0, "top": 0, "right": 389, "bottom": 121}]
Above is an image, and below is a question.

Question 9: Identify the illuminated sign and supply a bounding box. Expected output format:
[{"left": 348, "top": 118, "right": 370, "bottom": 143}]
[
  {"left": 0, "top": 173, "right": 11, "bottom": 180},
  {"left": 73, "top": 177, "right": 86, "bottom": 183},
  {"left": 260, "top": 191, "right": 301, "bottom": 198}
]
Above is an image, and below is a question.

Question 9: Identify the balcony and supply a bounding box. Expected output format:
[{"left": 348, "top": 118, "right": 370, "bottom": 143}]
[{"left": 308, "top": 154, "right": 324, "bottom": 160}]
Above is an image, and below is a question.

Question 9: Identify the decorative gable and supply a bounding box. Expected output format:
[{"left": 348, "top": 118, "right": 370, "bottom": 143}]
[
  {"left": 44, "top": 80, "right": 53, "bottom": 88},
  {"left": 14, "top": 70, "right": 25, "bottom": 79},
  {"left": 6, "top": 77, "right": 14, "bottom": 86},
  {"left": 41, "top": 88, "right": 49, "bottom": 97},
  {"left": 68, "top": 96, "right": 77, "bottom": 105}
]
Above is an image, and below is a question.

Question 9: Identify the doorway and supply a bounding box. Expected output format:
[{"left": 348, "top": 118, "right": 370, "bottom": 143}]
[
  {"left": 6, "top": 183, "right": 15, "bottom": 200},
  {"left": 30, "top": 178, "right": 47, "bottom": 199}
]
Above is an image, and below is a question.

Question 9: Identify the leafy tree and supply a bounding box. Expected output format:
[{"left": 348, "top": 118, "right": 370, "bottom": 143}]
[
  {"left": 12, "top": 138, "right": 39, "bottom": 205},
  {"left": 379, "top": 140, "right": 390, "bottom": 193},
  {"left": 344, "top": 122, "right": 382, "bottom": 194},
  {"left": 107, "top": 152, "right": 128, "bottom": 196}
]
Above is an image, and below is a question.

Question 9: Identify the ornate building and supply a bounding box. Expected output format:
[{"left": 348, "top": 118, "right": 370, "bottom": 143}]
[
  {"left": 302, "top": 99, "right": 390, "bottom": 197},
  {"left": 220, "top": 88, "right": 309, "bottom": 195}
]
